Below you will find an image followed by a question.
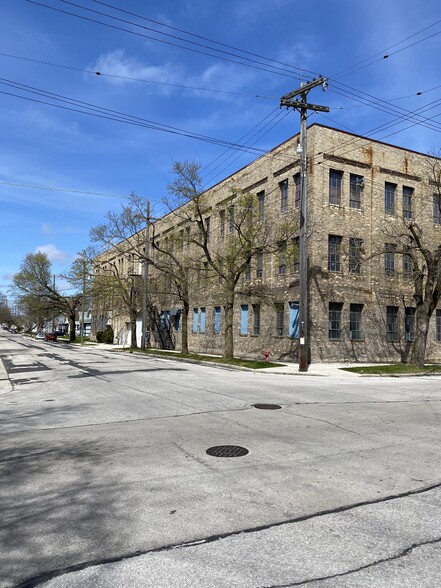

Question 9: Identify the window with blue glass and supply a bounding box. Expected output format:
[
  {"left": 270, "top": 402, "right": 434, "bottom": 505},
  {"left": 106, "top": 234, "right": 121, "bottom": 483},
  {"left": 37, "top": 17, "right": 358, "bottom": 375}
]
[
  {"left": 200, "top": 307, "right": 206, "bottom": 333},
  {"left": 240, "top": 304, "right": 249, "bottom": 335},
  {"left": 192, "top": 308, "right": 198, "bottom": 333},
  {"left": 289, "top": 302, "right": 299, "bottom": 338},
  {"left": 214, "top": 307, "right": 221, "bottom": 334}
]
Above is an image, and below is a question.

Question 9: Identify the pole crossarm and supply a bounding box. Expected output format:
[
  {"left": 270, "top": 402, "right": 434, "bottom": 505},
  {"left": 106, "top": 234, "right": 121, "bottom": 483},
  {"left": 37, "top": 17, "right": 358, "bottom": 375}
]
[
  {"left": 280, "top": 100, "right": 329, "bottom": 112},
  {"left": 280, "top": 77, "right": 327, "bottom": 102},
  {"left": 279, "top": 80, "right": 328, "bottom": 373}
]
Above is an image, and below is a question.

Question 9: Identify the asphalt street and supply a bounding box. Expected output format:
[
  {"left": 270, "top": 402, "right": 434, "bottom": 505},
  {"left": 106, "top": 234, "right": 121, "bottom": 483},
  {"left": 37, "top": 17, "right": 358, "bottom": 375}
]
[{"left": 1, "top": 331, "right": 441, "bottom": 587}]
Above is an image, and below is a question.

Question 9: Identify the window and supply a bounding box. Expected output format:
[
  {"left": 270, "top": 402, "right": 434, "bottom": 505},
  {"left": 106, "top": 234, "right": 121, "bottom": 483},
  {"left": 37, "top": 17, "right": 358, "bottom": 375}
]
[
  {"left": 436, "top": 309, "right": 441, "bottom": 342},
  {"left": 278, "top": 241, "right": 287, "bottom": 275},
  {"left": 244, "top": 260, "right": 251, "bottom": 280},
  {"left": 275, "top": 304, "right": 284, "bottom": 336},
  {"left": 192, "top": 308, "right": 198, "bottom": 333},
  {"left": 294, "top": 173, "right": 301, "bottom": 208},
  {"left": 386, "top": 306, "right": 399, "bottom": 341},
  {"left": 403, "top": 186, "right": 413, "bottom": 219},
  {"left": 185, "top": 226, "right": 191, "bottom": 249},
  {"left": 350, "top": 174, "right": 363, "bottom": 209},
  {"left": 328, "top": 235, "right": 342, "bottom": 272},
  {"left": 289, "top": 302, "right": 299, "bottom": 338},
  {"left": 385, "top": 182, "right": 396, "bottom": 215},
  {"left": 257, "top": 191, "right": 265, "bottom": 222},
  {"left": 404, "top": 307, "right": 415, "bottom": 341},
  {"left": 214, "top": 307, "right": 221, "bottom": 335},
  {"left": 229, "top": 205, "right": 235, "bottom": 234},
  {"left": 253, "top": 305, "right": 261, "bottom": 336},
  {"left": 348, "top": 237, "right": 363, "bottom": 274},
  {"left": 385, "top": 243, "right": 396, "bottom": 276},
  {"left": 205, "top": 217, "right": 211, "bottom": 241},
  {"left": 280, "top": 179, "right": 289, "bottom": 213},
  {"left": 220, "top": 210, "right": 225, "bottom": 239},
  {"left": 256, "top": 251, "right": 263, "bottom": 278},
  {"left": 329, "top": 170, "right": 343, "bottom": 205},
  {"left": 240, "top": 304, "right": 248, "bottom": 335},
  {"left": 434, "top": 194, "right": 441, "bottom": 225},
  {"left": 403, "top": 253, "right": 413, "bottom": 279},
  {"left": 199, "top": 307, "right": 206, "bottom": 334},
  {"left": 349, "top": 304, "right": 363, "bottom": 340},
  {"left": 293, "top": 236, "right": 300, "bottom": 273},
  {"left": 329, "top": 302, "right": 343, "bottom": 340}
]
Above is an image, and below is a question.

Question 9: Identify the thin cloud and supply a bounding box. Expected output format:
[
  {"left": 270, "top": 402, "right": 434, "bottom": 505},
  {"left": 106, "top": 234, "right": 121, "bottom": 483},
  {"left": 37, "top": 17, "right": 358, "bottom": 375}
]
[{"left": 35, "top": 244, "right": 71, "bottom": 263}]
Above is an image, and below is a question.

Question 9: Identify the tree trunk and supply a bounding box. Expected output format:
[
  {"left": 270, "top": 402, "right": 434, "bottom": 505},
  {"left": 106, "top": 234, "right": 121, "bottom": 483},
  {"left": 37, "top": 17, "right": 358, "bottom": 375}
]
[
  {"left": 68, "top": 313, "right": 76, "bottom": 342},
  {"left": 130, "top": 316, "right": 138, "bottom": 349},
  {"left": 410, "top": 305, "right": 430, "bottom": 368},
  {"left": 181, "top": 300, "right": 189, "bottom": 354},
  {"left": 223, "top": 296, "right": 234, "bottom": 359}
]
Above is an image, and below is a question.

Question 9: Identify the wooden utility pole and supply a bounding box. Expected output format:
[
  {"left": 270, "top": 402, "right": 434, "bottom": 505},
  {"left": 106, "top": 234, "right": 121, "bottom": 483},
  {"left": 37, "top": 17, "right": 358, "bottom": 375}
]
[
  {"left": 280, "top": 78, "right": 329, "bottom": 372},
  {"left": 141, "top": 200, "right": 150, "bottom": 351}
]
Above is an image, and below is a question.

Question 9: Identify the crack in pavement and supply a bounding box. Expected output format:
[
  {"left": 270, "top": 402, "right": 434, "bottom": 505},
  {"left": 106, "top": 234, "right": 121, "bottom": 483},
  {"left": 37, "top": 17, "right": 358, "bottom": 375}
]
[
  {"left": 260, "top": 536, "right": 441, "bottom": 587},
  {"left": 14, "top": 480, "right": 441, "bottom": 588}
]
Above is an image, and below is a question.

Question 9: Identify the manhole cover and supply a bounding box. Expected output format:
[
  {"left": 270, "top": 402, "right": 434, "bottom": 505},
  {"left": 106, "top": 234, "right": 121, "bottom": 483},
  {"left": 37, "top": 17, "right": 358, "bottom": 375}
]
[
  {"left": 252, "top": 403, "right": 282, "bottom": 410},
  {"left": 206, "top": 445, "right": 249, "bottom": 458}
]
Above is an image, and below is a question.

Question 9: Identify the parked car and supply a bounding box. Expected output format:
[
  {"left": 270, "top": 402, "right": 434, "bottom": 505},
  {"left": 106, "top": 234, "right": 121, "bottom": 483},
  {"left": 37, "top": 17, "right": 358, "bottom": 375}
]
[
  {"left": 35, "top": 332, "right": 45, "bottom": 340},
  {"left": 44, "top": 333, "right": 58, "bottom": 342}
]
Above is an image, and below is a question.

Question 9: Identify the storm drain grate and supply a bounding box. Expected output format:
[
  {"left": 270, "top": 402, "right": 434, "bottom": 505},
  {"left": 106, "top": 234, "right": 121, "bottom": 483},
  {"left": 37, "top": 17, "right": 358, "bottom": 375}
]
[
  {"left": 252, "top": 403, "right": 282, "bottom": 410},
  {"left": 206, "top": 445, "right": 249, "bottom": 458}
]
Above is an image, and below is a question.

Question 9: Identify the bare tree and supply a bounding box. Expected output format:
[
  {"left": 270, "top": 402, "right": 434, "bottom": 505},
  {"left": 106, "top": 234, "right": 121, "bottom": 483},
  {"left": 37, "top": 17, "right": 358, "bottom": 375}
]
[
  {"left": 371, "top": 153, "right": 441, "bottom": 367},
  {"left": 167, "top": 160, "right": 298, "bottom": 359},
  {"left": 12, "top": 252, "right": 82, "bottom": 342}
]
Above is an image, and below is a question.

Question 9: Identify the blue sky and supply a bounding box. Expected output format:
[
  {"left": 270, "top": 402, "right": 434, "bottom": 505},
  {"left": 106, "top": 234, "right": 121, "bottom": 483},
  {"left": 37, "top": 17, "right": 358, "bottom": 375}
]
[{"left": 1, "top": 0, "right": 441, "bottom": 296}]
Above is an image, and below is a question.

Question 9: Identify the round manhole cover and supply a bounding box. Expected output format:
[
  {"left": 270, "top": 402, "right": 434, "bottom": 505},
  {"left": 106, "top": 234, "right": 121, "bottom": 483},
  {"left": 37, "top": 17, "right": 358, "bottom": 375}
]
[
  {"left": 206, "top": 445, "right": 249, "bottom": 458},
  {"left": 252, "top": 403, "right": 282, "bottom": 410}
]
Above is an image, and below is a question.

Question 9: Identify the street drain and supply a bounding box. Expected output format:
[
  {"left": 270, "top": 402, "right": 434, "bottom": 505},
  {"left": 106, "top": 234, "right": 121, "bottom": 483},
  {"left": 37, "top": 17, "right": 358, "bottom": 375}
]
[
  {"left": 206, "top": 445, "right": 249, "bottom": 458},
  {"left": 252, "top": 403, "right": 282, "bottom": 410}
]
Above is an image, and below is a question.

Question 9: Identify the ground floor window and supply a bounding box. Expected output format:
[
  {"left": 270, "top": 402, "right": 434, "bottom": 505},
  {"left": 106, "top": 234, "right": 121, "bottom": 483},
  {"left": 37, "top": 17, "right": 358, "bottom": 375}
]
[
  {"left": 275, "top": 304, "right": 284, "bottom": 337},
  {"left": 213, "top": 306, "right": 221, "bottom": 335},
  {"left": 253, "top": 304, "right": 260, "bottom": 336},
  {"left": 329, "top": 302, "right": 343, "bottom": 340},
  {"left": 386, "top": 306, "right": 399, "bottom": 342},
  {"left": 289, "top": 302, "right": 299, "bottom": 338},
  {"left": 404, "top": 307, "right": 415, "bottom": 341},
  {"left": 436, "top": 309, "right": 441, "bottom": 342},
  {"left": 200, "top": 307, "right": 206, "bottom": 333},
  {"left": 192, "top": 308, "right": 198, "bottom": 333},
  {"left": 240, "top": 304, "right": 248, "bottom": 335},
  {"left": 349, "top": 303, "right": 363, "bottom": 341}
]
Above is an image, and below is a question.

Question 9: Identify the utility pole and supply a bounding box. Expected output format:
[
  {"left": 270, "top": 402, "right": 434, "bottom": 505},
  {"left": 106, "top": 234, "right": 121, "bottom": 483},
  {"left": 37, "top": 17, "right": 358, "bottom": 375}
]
[
  {"left": 141, "top": 199, "right": 150, "bottom": 351},
  {"left": 80, "top": 260, "right": 86, "bottom": 345},
  {"left": 280, "top": 78, "right": 329, "bottom": 372}
]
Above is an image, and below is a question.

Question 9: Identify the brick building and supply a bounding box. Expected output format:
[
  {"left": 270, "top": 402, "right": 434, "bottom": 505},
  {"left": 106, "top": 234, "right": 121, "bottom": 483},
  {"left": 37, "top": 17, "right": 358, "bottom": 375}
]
[{"left": 95, "top": 124, "right": 441, "bottom": 363}]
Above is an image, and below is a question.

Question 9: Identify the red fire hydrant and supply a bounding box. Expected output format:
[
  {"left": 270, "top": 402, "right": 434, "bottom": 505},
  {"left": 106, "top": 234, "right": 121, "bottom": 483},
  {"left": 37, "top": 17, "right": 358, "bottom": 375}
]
[{"left": 263, "top": 347, "right": 271, "bottom": 363}]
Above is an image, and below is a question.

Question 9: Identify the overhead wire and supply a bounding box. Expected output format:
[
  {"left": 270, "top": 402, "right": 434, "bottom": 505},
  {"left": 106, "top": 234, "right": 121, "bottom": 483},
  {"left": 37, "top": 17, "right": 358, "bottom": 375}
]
[
  {"left": 24, "top": 0, "right": 311, "bottom": 81},
  {"left": 0, "top": 51, "right": 276, "bottom": 100}
]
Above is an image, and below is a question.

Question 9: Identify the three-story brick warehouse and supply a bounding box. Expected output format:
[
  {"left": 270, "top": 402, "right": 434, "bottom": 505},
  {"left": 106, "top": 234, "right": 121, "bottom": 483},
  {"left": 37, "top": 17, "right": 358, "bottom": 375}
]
[{"left": 99, "top": 123, "right": 441, "bottom": 363}]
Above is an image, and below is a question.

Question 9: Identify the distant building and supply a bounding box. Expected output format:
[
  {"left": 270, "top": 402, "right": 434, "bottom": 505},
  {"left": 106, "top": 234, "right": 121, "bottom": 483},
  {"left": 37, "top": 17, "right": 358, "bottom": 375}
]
[{"left": 94, "top": 124, "right": 441, "bottom": 363}]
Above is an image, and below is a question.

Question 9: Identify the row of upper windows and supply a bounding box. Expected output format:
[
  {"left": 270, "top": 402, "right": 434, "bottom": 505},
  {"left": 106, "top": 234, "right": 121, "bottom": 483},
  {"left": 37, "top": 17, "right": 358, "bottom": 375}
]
[
  {"left": 155, "top": 171, "right": 441, "bottom": 249},
  {"left": 327, "top": 235, "right": 425, "bottom": 279},
  {"left": 329, "top": 169, "right": 441, "bottom": 222},
  {"left": 329, "top": 303, "right": 441, "bottom": 343}
]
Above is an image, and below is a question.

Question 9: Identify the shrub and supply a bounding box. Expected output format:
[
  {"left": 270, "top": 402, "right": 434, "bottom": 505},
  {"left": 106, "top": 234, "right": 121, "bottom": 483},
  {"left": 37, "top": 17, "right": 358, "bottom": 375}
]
[{"left": 102, "top": 325, "right": 114, "bottom": 344}]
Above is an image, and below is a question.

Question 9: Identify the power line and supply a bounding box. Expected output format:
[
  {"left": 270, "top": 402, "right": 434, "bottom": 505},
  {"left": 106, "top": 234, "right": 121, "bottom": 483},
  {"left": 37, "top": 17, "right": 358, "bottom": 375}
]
[
  {"left": 25, "top": 0, "right": 309, "bottom": 82},
  {"left": 0, "top": 51, "right": 276, "bottom": 100},
  {"left": 333, "top": 17, "right": 441, "bottom": 79},
  {"left": 0, "top": 181, "right": 128, "bottom": 199},
  {"left": 0, "top": 77, "right": 270, "bottom": 154},
  {"left": 88, "top": 0, "right": 319, "bottom": 78}
]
